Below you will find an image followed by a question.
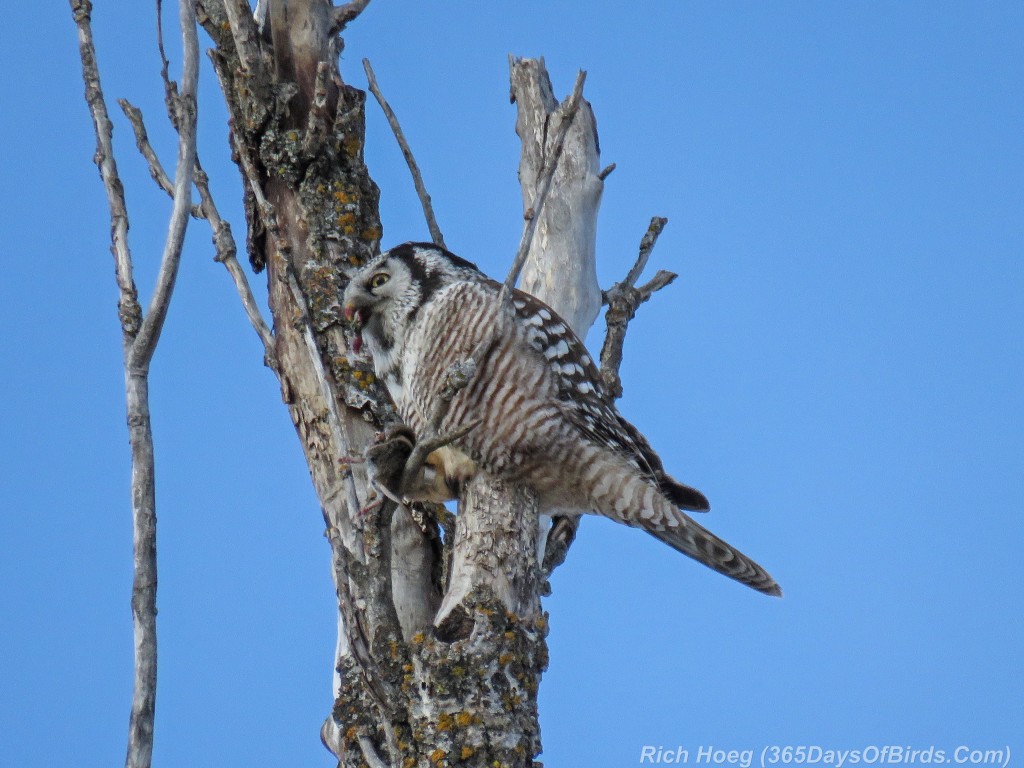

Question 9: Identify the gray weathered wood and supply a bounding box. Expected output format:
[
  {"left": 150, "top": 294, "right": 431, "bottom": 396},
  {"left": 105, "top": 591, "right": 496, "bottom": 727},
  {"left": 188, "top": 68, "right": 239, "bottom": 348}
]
[
  {"left": 435, "top": 479, "right": 541, "bottom": 629},
  {"left": 83, "top": 1, "right": 614, "bottom": 763},
  {"left": 509, "top": 57, "right": 606, "bottom": 574},
  {"left": 512, "top": 58, "right": 603, "bottom": 336},
  {"left": 600, "top": 216, "right": 677, "bottom": 400},
  {"left": 432, "top": 58, "right": 606, "bottom": 628},
  {"left": 363, "top": 58, "right": 447, "bottom": 249},
  {"left": 71, "top": 1, "right": 199, "bottom": 766}
]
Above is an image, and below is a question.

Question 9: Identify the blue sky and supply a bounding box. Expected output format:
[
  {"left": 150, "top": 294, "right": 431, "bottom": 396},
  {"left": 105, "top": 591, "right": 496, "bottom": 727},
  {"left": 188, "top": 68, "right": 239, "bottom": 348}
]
[{"left": 2, "top": 2, "right": 1022, "bottom": 766}]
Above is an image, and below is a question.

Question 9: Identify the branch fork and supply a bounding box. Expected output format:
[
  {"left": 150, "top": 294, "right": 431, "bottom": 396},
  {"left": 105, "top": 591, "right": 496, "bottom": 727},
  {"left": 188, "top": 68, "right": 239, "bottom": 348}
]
[{"left": 599, "top": 216, "right": 678, "bottom": 401}]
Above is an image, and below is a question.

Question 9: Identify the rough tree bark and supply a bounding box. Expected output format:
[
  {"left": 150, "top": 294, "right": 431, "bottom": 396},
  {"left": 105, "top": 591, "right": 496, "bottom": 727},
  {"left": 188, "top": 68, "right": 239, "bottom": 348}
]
[
  {"left": 78, "top": 2, "right": 675, "bottom": 765},
  {"left": 193, "top": 3, "right": 616, "bottom": 762},
  {"left": 188, "top": 2, "right": 578, "bottom": 764}
]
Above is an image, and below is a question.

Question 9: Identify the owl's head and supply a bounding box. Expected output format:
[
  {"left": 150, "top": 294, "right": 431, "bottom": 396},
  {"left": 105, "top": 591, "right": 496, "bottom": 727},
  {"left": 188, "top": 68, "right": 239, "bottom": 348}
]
[{"left": 342, "top": 242, "right": 480, "bottom": 353}]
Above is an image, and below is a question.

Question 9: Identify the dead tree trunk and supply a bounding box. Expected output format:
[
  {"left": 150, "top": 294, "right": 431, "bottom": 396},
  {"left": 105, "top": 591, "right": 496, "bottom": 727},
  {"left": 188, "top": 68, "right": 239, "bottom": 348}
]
[
  {"left": 192, "top": 3, "right": 614, "bottom": 766},
  {"left": 76, "top": 0, "right": 634, "bottom": 763}
]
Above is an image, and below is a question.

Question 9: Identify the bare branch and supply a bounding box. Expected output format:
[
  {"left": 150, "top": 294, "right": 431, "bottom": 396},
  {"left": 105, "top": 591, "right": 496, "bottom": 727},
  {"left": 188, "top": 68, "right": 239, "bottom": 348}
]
[
  {"left": 504, "top": 68, "right": 587, "bottom": 292},
  {"left": 363, "top": 58, "right": 446, "bottom": 248},
  {"left": 116, "top": 95, "right": 275, "bottom": 361},
  {"left": 155, "top": 0, "right": 179, "bottom": 125},
  {"left": 70, "top": 0, "right": 141, "bottom": 342},
  {"left": 123, "top": 3, "right": 197, "bottom": 763},
  {"left": 510, "top": 58, "right": 604, "bottom": 576},
  {"left": 331, "top": 0, "right": 372, "bottom": 36},
  {"left": 122, "top": 372, "right": 158, "bottom": 768},
  {"left": 193, "top": 162, "right": 277, "bottom": 361},
  {"left": 72, "top": 6, "right": 157, "bottom": 766},
  {"left": 599, "top": 217, "right": 678, "bottom": 400},
  {"left": 620, "top": 215, "right": 668, "bottom": 292},
  {"left": 73, "top": 2, "right": 199, "bottom": 767},
  {"left": 128, "top": 0, "right": 199, "bottom": 372},
  {"left": 118, "top": 100, "right": 204, "bottom": 217},
  {"left": 637, "top": 269, "right": 677, "bottom": 298}
]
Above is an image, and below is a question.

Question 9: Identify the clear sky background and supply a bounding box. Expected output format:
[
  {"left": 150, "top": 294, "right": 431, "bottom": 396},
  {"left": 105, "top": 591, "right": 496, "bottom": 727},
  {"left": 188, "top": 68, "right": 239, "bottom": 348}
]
[{"left": 1, "top": 2, "right": 1022, "bottom": 766}]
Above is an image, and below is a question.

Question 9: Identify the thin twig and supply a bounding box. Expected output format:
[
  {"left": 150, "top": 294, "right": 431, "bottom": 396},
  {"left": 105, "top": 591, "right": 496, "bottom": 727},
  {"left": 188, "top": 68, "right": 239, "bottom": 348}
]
[
  {"left": 118, "top": 100, "right": 204, "bottom": 218},
  {"left": 194, "top": 162, "right": 277, "bottom": 361},
  {"left": 504, "top": 69, "right": 587, "bottom": 293},
  {"left": 71, "top": 0, "right": 140, "bottom": 342},
  {"left": 331, "top": 0, "right": 372, "bottom": 35},
  {"left": 599, "top": 217, "right": 677, "bottom": 400},
  {"left": 363, "top": 58, "right": 446, "bottom": 248},
  {"left": 155, "top": 0, "right": 179, "bottom": 128},
  {"left": 637, "top": 269, "right": 677, "bottom": 298},
  {"left": 116, "top": 97, "right": 275, "bottom": 361},
  {"left": 128, "top": 0, "right": 199, "bottom": 372},
  {"left": 621, "top": 215, "right": 667, "bottom": 292}
]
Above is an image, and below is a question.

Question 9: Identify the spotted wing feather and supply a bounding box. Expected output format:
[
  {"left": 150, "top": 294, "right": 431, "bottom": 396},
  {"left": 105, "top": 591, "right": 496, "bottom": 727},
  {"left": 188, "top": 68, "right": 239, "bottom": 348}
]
[{"left": 507, "top": 288, "right": 709, "bottom": 511}]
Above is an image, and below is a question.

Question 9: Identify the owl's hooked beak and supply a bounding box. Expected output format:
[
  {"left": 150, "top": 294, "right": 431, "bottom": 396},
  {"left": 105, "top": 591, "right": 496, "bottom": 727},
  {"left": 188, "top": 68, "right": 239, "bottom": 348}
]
[
  {"left": 342, "top": 303, "right": 363, "bottom": 323},
  {"left": 343, "top": 303, "right": 370, "bottom": 354}
]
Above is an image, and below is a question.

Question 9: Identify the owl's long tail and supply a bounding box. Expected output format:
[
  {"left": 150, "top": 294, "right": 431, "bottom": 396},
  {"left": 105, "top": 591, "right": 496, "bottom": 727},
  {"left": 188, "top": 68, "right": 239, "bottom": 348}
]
[
  {"left": 584, "top": 452, "right": 782, "bottom": 596},
  {"left": 640, "top": 513, "right": 782, "bottom": 597}
]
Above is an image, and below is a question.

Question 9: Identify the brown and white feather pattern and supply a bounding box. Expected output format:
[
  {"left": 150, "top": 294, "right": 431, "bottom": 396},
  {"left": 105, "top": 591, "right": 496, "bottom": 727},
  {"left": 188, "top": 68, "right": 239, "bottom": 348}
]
[{"left": 342, "top": 243, "right": 780, "bottom": 596}]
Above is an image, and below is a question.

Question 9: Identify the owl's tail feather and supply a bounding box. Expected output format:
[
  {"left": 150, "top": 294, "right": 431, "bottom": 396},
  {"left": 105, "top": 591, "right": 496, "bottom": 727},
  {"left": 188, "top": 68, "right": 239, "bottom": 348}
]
[
  {"left": 642, "top": 512, "right": 782, "bottom": 597},
  {"left": 657, "top": 474, "right": 711, "bottom": 512},
  {"left": 614, "top": 416, "right": 711, "bottom": 512},
  {"left": 581, "top": 447, "right": 780, "bottom": 595}
]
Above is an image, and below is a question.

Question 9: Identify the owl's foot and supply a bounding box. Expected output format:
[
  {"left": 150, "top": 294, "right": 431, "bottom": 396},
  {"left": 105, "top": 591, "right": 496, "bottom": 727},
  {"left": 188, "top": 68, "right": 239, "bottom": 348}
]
[{"left": 362, "top": 420, "right": 482, "bottom": 508}]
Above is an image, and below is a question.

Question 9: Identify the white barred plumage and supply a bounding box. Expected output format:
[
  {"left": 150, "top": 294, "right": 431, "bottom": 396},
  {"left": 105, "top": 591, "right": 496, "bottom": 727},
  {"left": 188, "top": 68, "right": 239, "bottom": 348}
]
[{"left": 342, "top": 242, "right": 780, "bottom": 596}]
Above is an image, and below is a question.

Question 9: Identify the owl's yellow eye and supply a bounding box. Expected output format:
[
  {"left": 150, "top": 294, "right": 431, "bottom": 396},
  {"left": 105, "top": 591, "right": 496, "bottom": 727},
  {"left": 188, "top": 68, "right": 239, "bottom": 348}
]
[{"left": 369, "top": 272, "right": 390, "bottom": 289}]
